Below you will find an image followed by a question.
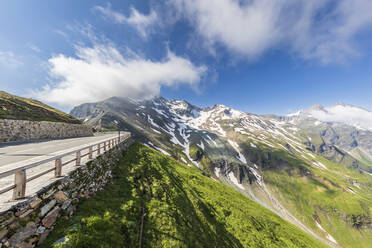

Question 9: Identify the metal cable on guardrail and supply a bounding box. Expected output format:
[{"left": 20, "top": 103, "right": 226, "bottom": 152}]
[{"left": 0, "top": 133, "right": 130, "bottom": 200}]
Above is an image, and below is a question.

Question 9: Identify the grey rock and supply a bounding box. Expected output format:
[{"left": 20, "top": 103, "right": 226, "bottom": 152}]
[
  {"left": 19, "top": 209, "right": 33, "bottom": 219},
  {"left": 42, "top": 207, "right": 60, "bottom": 228},
  {"left": 40, "top": 200, "right": 56, "bottom": 217},
  {"left": 0, "top": 119, "right": 92, "bottom": 143},
  {"left": 29, "top": 198, "right": 42, "bottom": 209},
  {"left": 8, "top": 223, "right": 37, "bottom": 247},
  {"left": 36, "top": 226, "right": 45, "bottom": 234},
  {"left": 61, "top": 199, "right": 72, "bottom": 210},
  {"left": 0, "top": 229, "right": 8, "bottom": 240}
]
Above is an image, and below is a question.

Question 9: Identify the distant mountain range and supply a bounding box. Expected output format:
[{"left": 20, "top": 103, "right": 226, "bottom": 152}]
[
  {"left": 288, "top": 103, "right": 372, "bottom": 131},
  {"left": 71, "top": 96, "right": 372, "bottom": 247},
  {"left": 286, "top": 103, "right": 372, "bottom": 171}
]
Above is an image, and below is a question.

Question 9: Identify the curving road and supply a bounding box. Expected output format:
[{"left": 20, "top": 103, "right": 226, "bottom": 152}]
[
  {"left": 0, "top": 133, "right": 119, "bottom": 168},
  {"left": 0, "top": 132, "right": 123, "bottom": 212}
]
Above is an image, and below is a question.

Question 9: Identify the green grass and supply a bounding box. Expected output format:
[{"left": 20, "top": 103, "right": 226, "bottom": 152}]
[
  {"left": 189, "top": 144, "right": 214, "bottom": 176},
  {"left": 231, "top": 140, "right": 372, "bottom": 248},
  {"left": 41, "top": 143, "right": 327, "bottom": 248},
  {"left": 263, "top": 152, "right": 372, "bottom": 248},
  {"left": 357, "top": 149, "right": 372, "bottom": 166},
  {"left": 0, "top": 91, "right": 80, "bottom": 123}
]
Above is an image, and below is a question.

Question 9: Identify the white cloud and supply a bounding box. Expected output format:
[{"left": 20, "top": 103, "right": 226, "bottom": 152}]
[
  {"left": 94, "top": 4, "right": 158, "bottom": 38},
  {"left": 171, "top": 0, "right": 372, "bottom": 63},
  {"left": 33, "top": 44, "right": 206, "bottom": 106},
  {"left": 308, "top": 104, "right": 372, "bottom": 131},
  {"left": 0, "top": 51, "right": 23, "bottom": 69}
]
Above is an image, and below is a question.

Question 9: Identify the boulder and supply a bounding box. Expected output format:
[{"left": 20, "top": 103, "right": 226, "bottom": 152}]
[
  {"left": 0, "top": 229, "right": 8, "bottom": 239},
  {"left": 40, "top": 200, "right": 56, "bottom": 217},
  {"left": 61, "top": 199, "right": 72, "bottom": 210},
  {"left": 37, "top": 229, "right": 50, "bottom": 245},
  {"left": 54, "top": 191, "right": 68, "bottom": 203},
  {"left": 19, "top": 209, "right": 33, "bottom": 219},
  {"left": 8, "top": 223, "right": 37, "bottom": 247},
  {"left": 37, "top": 225, "right": 45, "bottom": 234},
  {"left": 29, "top": 198, "right": 42, "bottom": 209},
  {"left": 42, "top": 207, "right": 60, "bottom": 228}
]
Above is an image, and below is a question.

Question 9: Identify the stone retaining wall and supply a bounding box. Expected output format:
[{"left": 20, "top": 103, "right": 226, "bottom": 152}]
[
  {"left": 0, "top": 138, "right": 133, "bottom": 247},
  {"left": 0, "top": 119, "right": 93, "bottom": 143}
]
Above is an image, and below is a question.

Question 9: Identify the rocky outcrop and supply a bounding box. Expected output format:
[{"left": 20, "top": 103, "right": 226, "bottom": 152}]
[
  {"left": 0, "top": 138, "right": 133, "bottom": 247},
  {"left": 0, "top": 119, "right": 93, "bottom": 143}
]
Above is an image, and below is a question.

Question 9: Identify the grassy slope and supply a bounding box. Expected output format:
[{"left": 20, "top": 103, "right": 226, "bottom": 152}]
[
  {"left": 261, "top": 149, "right": 372, "bottom": 248},
  {"left": 41, "top": 143, "right": 327, "bottom": 248},
  {"left": 0, "top": 91, "right": 80, "bottom": 124},
  {"left": 357, "top": 149, "right": 372, "bottom": 166}
]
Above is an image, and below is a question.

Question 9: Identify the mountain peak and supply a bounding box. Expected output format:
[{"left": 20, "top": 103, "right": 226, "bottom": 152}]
[
  {"left": 329, "top": 102, "right": 372, "bottom": 113},
  {"left": 168, "top": 99, "right": 200, "bottom": 111},
  {"left": 308, "top": 104, "right": 325, "bottom": 111}
]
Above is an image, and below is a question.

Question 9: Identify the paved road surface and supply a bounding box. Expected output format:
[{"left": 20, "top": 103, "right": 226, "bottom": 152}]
[
  {"left": 0, "top": 133, "right": 122, "bottom": 212},
  {"left": 0, "top": 133, "right": 119, "bottom": 168}
]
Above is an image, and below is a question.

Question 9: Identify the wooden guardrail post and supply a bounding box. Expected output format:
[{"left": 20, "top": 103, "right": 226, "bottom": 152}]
[
  {"left": 13, "top": 170, "right": 26, "bottom": 199},
  {"left": 104, "top": 142, "right": 107, "bottom": 151},
  {"left": 76, "top": 151, "right": 81, "bottom": 166},
  {"left": 89, "top": 146, "right": 93, "bottom": 159},
  {"left": 97, "top": 143, "right": 101, "bottom": 155},
  {"left": 55, "top": 158, "right": 62, "bottom": 177}
]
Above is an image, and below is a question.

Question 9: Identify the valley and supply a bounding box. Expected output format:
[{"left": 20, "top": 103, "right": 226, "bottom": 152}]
[{"left": 70, "top": 96, "right": 372, "bottom": 248}]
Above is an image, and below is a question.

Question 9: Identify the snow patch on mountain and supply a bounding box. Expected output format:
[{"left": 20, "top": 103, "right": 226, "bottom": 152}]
[
  {"left": 228, "top": 139, "right": 247, "bottom": 164},
  {"left": 152, "top": 107, "right": 168, "bottom": 118},
  {"left": 197, "top": 141, "right": 205, "bottom": 150},
  {"left": 249, "top": 167, "right": 262, "bottom": 186},
  {"left": 287, "top": 110, "right": 303, "bottom": 117},
  {"left": 147, "top": 142, "right": 170, "bottom": 156},
  {"left": 312, "top": 161, "right": 327, "bottom": 170},
  {"left": 214, "top": 167, "right": 221, "bottom": 177},
  {"left": 147, "top": 115, "right": 161, "bottom": 129},
  {"left": 180, "top": 157, "right": 188, "bottom": 164},
  {"left": 151, "top": 128, "right": 161, "bottom": 134},
  {"left": 227, "top": 171, "right": 245, "bottom": 190}
]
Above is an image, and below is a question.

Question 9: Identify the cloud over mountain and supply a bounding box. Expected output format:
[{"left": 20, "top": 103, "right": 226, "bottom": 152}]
[{"left": 34, "top": 44, "right": 206, "bottom": 106}]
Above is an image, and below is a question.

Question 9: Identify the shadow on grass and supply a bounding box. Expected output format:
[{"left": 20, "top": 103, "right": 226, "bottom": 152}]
[{"left": 40, "top": 143, "right": 243, "bottom": 248}]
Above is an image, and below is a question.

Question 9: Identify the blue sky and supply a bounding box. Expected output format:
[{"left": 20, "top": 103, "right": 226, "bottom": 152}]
[{"left": 1, "top": 0, "right": 372, "bottom": 115}]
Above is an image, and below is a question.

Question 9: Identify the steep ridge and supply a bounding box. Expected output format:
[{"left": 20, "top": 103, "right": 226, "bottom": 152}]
[
  {"left": 0, "top": 91, "right": 81, "bottom": 124},
  {"left": 41, "top": 143, "right": 328, "bottom": 248},
  {"left": 71, "top": 97, "right": 372, "bottom": 247}
]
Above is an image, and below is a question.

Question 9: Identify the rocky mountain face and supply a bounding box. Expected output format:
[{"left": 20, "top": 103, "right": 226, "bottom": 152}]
[
  {"left": 286, "top": 103, "right": 372, "bottom": 172},
  {"left": 71, "top": 97, "right": 372, "bottom": 248}
]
